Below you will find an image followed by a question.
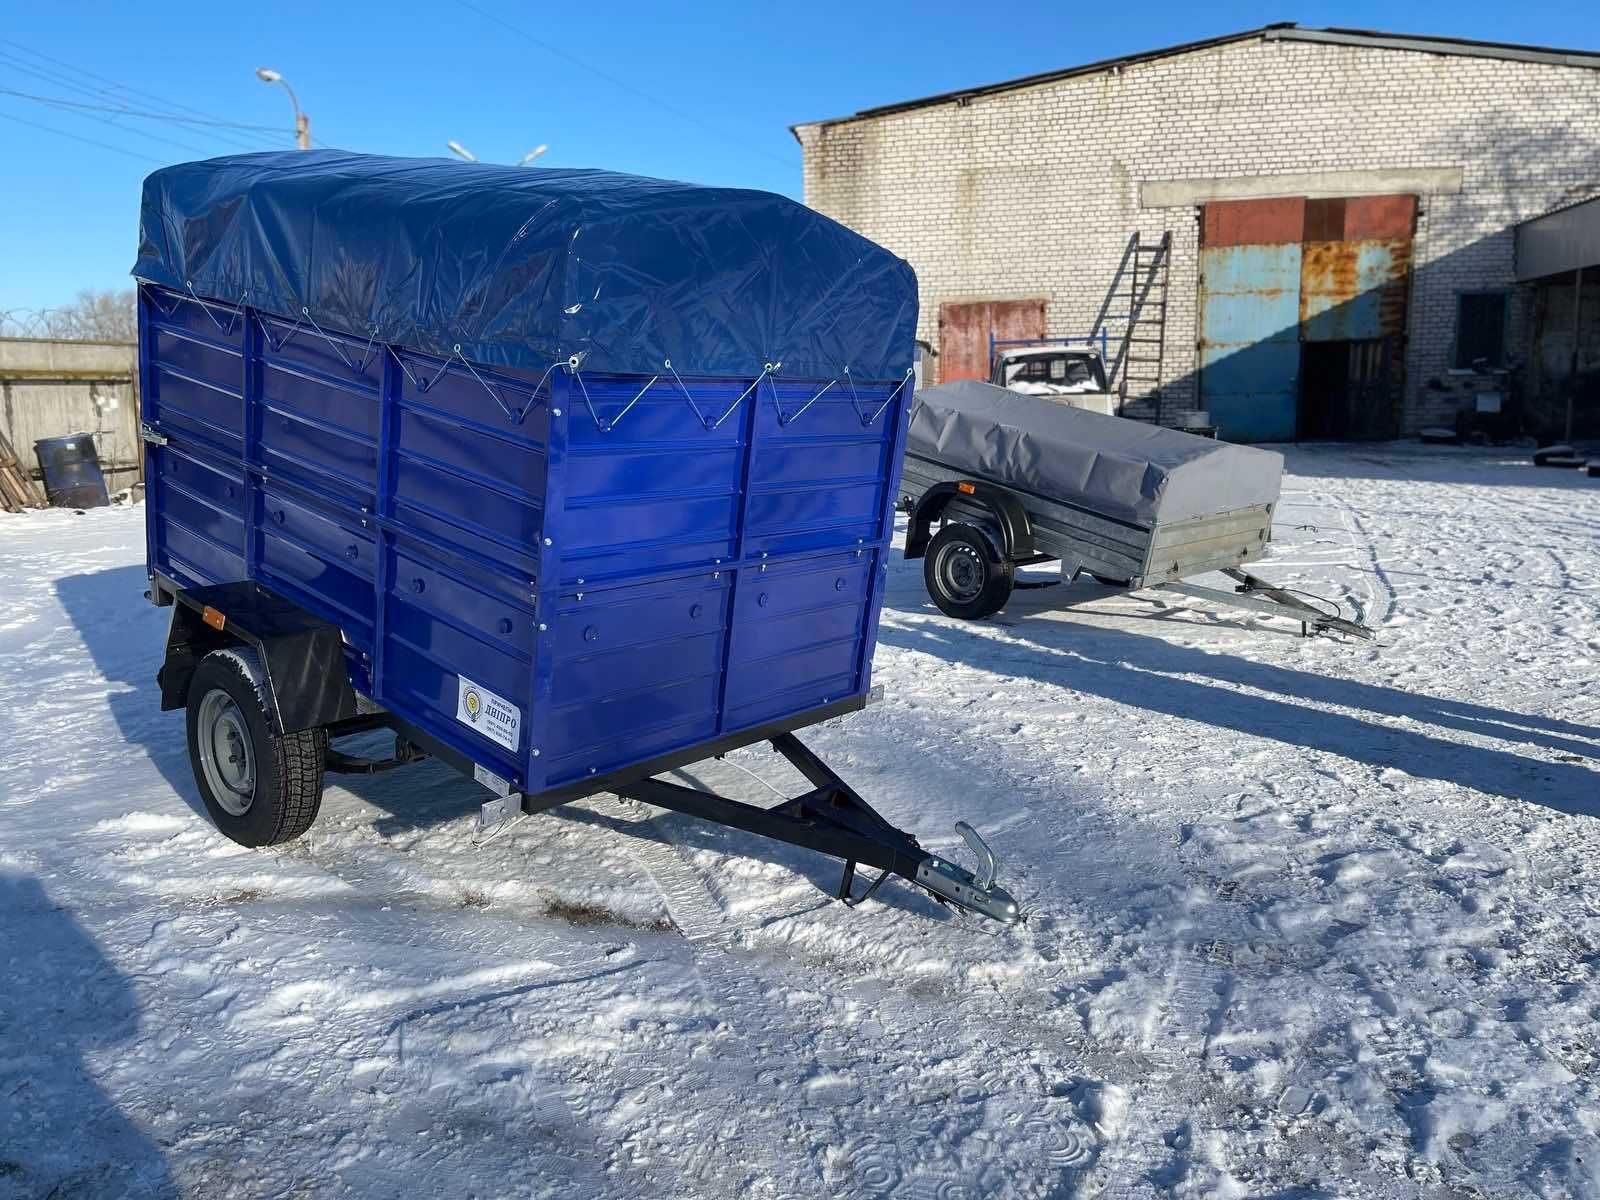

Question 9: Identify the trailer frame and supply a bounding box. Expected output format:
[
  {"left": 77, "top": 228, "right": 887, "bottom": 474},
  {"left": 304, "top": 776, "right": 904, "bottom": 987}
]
[{"left": 150, "top": 569, "right": 1021, "bottom": 923}]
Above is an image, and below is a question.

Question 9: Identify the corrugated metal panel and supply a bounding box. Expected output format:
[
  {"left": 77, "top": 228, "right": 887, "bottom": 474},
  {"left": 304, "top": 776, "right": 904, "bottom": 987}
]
[
  {"left": 1300, "top": 239, "right": 1412, "bottom": 341},
  {"left": 1516, "top": 194, "right": 1600, "bottom": 281},
  {"left": 1345, "top": 194, "right": 1417, "bottom": 240}
]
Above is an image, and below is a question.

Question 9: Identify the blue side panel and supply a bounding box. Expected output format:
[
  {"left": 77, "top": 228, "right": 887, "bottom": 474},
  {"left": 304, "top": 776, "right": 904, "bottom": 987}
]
[
  {"left": 379, "top": 352, "right": 548, "bottom": 786},
  {"left": 143, "top": 284, "right": 549, "bottom": 790},
  {"left": 531, "top": 373, "right": 907, "bottom": 790},
  {"left": 746, "top": 384, "right": 892, "bottom": 556},
  {"left": 142, "top": 288, "right": 248, "bottom": 590},
  {"left": 541, "top": 571, "right": 732, "bottom": 785},
  {"left": 557, "top": 374, "right": 745, "bottom": 584},
  {"left": 722, "top": 550, "right": 873, "bottom": 731},
  {"left": 143, "top": 281, "right": 911, "bottom": 801},
  {"left": 1198, "top": 244, "right": 1301, "bottom": 442},
  {"left": 254, "top": 319, "right": 381, "bottom": 644}
]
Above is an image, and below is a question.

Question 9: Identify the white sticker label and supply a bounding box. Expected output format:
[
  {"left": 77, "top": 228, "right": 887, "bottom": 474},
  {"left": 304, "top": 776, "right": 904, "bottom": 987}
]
[
  {"left": 474, "top": 762, "right": 513, "bottom": 796},
  {"left": 456, "top": 675, "right": 521, "bottom": 752}
]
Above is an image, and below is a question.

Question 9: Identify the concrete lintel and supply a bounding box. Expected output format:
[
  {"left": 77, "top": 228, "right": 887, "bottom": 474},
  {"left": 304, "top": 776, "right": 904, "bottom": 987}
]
[{"left": 1140, "top": 168, "right": 1465, "bottom": 209}]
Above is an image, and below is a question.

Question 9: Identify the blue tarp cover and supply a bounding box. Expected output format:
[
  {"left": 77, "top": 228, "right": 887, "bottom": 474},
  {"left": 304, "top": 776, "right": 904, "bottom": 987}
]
[{"left": 133, "top": 151, "right": 918, "bottom": 381}]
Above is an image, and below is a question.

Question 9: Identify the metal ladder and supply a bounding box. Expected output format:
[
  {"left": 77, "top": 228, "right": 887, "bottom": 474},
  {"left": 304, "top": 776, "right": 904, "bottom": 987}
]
[{"left": 1090, "top": 231, "right": 1172, "bottom": 423}]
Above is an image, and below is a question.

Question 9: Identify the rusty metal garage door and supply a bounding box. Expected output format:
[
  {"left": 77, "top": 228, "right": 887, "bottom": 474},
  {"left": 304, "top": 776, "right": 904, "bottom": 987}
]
[
  {"left": 1199, "top": 196, "right": 1415, "bottom": 441},
  {"left": 1298, "top": 196, "right": 1415, "bottom": 440},
  {"left": 1198, "top": 199, "right": 1306, "bottom": 441},
  {"left": 937, "top": 299, "right": 1046, "bottom": 384}
]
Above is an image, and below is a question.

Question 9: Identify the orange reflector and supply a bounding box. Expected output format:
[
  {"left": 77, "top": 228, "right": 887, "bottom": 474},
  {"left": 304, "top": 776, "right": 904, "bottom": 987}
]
[
  {"left": 201, "top": 606, "right": 226, "bottom": 631},
  {"left": 957, "top": 481, "right": 976, "bottom": 495}
]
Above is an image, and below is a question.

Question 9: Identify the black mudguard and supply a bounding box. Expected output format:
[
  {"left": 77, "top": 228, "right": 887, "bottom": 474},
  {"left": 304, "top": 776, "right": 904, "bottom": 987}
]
[
  {"left": 156, "top": 579, "right": 358, "bottom": 734},
  {"left": 904, "top": 480, "right": 1034, "bottom": 561}
]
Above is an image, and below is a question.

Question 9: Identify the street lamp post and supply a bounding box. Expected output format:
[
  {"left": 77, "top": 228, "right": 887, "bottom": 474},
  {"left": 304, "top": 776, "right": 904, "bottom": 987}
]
[
  {"left": 255, "top": 68, "right": 310, "bottom": 150},
  {"left": 449, "top": 141, "right": 549, "bottom": 166}
]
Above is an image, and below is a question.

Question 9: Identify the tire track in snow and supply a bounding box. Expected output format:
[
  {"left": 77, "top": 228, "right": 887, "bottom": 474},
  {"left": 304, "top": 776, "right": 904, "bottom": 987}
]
[
  {"left": 585, "top": 795, "right": 736, "bottom": 947},
  {"left": 588, "top": 772, "right": 1135, "bottom": 1194},
  {"left": 1311, "top": 486, "right": 1397, "bottom": 626},
  {"left": 581, "top": 794, "right": 823, "bottom": 1196}
]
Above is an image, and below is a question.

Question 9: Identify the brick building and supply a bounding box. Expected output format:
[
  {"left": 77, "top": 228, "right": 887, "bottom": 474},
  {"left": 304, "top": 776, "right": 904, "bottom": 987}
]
[{"left": 792, "top": 25, "right": 1600, "bottom": 441}]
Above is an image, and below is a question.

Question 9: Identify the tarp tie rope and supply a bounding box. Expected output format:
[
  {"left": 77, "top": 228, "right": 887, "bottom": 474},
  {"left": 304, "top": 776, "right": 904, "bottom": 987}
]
[
  {"left": 528, "top": 358, "right": 568, "bottom": 401},
  {"left": 773, "top": 376, "right": 836, "bottom": 426},
  {"left": 572, "top": 364, "right": 658, "bottom": 434},
  {"left": 843, "top": 366, "right": 913, "bottom": 427},
  {"left": 388, "top": 345, "right": 537, "bottom": 426},
  {"left": 183, "top": 282, "right": 247, "bottom": 337},
  {"left": 144, "top": 285, "right": 182, "bottom": 319},
  {"left": 358, "top": 329, "right": 382, "bottom": 374},
  {"left": 390, "top": 347, "right": 565, "bottom": 425},
  {"left": 843, "top": 367, "right": 863, "bottom": 423},
  {"left": 299, "top": 307, "right": 381, "bottom": 377},
  {"left": 387, "top": 345, "right": 423, "bottom": 390},
  {"left": 262, "top": 310, "right": 306, "bottom": 354},
  {"left": 664, "top": 359, "right": 774, "bottom": 431},
  {"left": 865, "top": 369, "right": 914, "bottom": 426},
  {"left": 448, "top": 344, "right": 532, "bottom": 424}
]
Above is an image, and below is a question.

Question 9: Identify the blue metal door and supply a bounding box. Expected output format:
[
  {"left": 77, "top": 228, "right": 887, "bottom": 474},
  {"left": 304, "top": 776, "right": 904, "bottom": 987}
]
[{"left": 1197, "top": 198, "right": 1305, "bottom": 441}]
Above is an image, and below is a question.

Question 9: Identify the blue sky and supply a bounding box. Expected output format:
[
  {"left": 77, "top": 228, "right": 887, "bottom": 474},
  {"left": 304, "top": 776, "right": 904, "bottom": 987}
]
[{"left": 1, "top": 1, "right": 1594, "bottom": 315}]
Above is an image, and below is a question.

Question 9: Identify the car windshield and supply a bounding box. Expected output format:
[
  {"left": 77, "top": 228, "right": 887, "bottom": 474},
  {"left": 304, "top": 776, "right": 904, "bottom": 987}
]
[{"left": 1006, "top": 355, "right": 1098, "bottom": 386}]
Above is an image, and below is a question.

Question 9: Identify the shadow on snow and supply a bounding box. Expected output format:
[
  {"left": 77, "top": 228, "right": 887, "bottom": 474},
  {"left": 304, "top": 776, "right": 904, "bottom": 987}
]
[
  {"left": 879, "top": 596, "right": 1598, "bottom": 816},
  {"left": 0, "top": 872, "right": 177, "bottom": 1198}
]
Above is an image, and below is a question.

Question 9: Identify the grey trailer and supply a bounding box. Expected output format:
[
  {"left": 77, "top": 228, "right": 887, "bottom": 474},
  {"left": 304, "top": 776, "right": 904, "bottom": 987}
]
[{"left": 901, "top": 381, "right": 1371, "bottom": 638}]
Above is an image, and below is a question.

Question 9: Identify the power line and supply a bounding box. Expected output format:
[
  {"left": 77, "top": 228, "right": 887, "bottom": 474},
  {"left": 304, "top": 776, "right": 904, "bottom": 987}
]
[
  {"left": 452, "top": 0, "right": 793, "bottom": 169},
  {"left": 0, "top": 108, "right": 164, "bottom": 164},
  {"left": 0, "top": 40, "right": 281, "bottom": 153},
  {"left": 0, "top": 87, "right": 234, "bottom": 157},
  {"left": 0, "top": 51, "right": 266, "bottom": 155},
  {"left": 0, "top": 86, "right": 289, "bottom": 133},
  {"left": 0, "top": 37, "right": 249, "bottom": 124}
]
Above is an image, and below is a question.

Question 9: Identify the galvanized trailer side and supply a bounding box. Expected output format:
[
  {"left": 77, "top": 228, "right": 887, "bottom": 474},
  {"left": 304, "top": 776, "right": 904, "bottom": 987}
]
[{"left": 900, "top": 452, "right": 1273, "bottom": 588}]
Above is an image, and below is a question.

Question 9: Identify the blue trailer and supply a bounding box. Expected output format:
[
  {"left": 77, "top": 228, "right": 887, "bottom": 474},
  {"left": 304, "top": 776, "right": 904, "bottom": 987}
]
[{"left": 133, "top": 152, "right": 1016, "bottom": 922}]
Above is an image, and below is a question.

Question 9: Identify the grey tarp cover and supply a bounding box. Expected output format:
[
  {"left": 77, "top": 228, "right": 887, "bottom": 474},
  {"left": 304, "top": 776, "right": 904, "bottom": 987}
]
[{"left": 907, "top": 381, "right": 1284, "bottom": 528}]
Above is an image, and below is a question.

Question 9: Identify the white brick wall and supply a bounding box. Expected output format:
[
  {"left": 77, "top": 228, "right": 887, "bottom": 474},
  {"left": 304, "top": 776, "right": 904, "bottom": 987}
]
[{"left": 795, "top": 37, "right": 1600, "bottom": 434}]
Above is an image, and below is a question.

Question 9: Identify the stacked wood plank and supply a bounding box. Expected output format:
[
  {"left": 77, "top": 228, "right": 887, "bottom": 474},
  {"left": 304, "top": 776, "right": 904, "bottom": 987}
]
[{"left": 0, "top": 430, "right": 46, "bottom": 512}]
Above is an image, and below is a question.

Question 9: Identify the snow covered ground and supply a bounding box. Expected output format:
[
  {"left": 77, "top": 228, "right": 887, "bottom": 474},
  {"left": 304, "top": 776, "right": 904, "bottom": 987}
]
[{"left": 2, "top": 444, "right": 1598, "bottom": 1199}]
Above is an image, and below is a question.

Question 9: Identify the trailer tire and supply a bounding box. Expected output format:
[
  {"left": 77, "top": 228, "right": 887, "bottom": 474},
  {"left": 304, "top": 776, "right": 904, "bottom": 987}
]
[
  {"left": 1090, "top": 573, "right": 1130, "bottom": 587},
  {"left": 924, "top": 523, "right": 1014, "bottom": 620},
  {"left": 186, "top": 648, "right": 327, "bottom": 847}
]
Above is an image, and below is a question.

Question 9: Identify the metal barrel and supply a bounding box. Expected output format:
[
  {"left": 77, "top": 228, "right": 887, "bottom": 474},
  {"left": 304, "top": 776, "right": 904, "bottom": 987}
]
[{"left": 32, "top": 433, "right": 110, "bottom": 508}]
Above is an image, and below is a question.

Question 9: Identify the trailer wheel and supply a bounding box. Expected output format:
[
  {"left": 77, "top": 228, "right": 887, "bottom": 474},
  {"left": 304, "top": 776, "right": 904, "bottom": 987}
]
[
  {"left": 1090, "top": 573, "right": 1130, "bottom": 587},
  {"left": 925, "top": 523, "right": 1014, "bottom": 620},
  {"left": 186, "top": 648, "right": 327, "bottom": 847}
]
